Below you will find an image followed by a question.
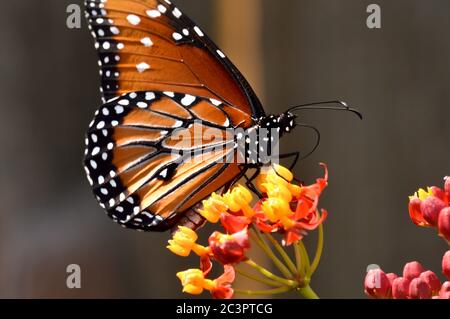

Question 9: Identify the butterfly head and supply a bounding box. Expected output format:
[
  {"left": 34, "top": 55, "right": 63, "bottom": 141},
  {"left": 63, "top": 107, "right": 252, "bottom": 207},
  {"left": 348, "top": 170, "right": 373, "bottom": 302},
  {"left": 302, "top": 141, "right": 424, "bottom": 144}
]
[{"left": 258, "top": 113, "right": 297, "bottom": 137}]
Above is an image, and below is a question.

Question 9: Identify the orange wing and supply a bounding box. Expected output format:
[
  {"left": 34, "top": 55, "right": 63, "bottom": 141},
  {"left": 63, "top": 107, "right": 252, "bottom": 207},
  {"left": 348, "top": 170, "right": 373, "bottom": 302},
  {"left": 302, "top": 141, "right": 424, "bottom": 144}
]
[
  {"left": 83, "top": 91, "right": 249, "bottom": 231},
  {"left": 85, "top": 0, "right": 265, "bottom": 118}
]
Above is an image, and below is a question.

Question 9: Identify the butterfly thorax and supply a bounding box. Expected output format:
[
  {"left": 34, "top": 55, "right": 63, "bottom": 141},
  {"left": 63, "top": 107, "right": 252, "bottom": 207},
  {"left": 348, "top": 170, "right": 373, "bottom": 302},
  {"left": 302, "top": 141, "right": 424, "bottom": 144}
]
[{"left": 239, "top": 112, "right": 297, "bottom": 166}]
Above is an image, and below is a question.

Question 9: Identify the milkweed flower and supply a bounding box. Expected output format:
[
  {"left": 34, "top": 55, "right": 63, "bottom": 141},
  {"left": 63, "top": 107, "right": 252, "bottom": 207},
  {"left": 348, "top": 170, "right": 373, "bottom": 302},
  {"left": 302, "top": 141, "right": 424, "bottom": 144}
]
[
  {"left": 199, "top": 193, "right": 228, "bottom": 224},
  {"left": 443, "top": 251, "right": 450, "bottom": 280},
  {"left": 438, "top": 208, "right": 450, "bottom": 242},
  {"left": 176, "top": 266, "right": 235, "bottom": 299},
  {"left": 209, "top": 228, "right": 250, "bottom": 265},
  {"left": 167, "top": 226, "right": 210, "bottom": 257},
  {"left": 172, "top": 164, "right": 328, "bottom": 299},
  {"left": 364, "top": 269, "right": 392, "bottom": 299}
]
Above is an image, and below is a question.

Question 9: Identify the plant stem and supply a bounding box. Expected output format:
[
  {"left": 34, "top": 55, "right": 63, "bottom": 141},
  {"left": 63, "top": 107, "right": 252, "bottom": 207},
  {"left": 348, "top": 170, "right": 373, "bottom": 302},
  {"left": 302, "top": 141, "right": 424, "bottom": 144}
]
[
  {"left": 235, "top": 286, "right": 292, "bottom": 296},
  {"left": 310, "top": 224, "right": 324, "bottom": 276},
  {"left": 244, "top": 259, "right": 296, "bottom": 288},
  {"left": 235, "top": 267, "right": 284, "bottom": 288},
  {"left": 297, "top": 285, "right": 319, "bottom": 299},
  {"left": 265, "top": 233, "right": 298, "bottom": 276},
  {"left": 297, "top": 241, "right": 311, "bottom": 278},
  {"left": 294, "top": 243, "right": 305, "bottom": 277},
  {"left": 250, "top": 229, "right": 293, "bottom": 279}
]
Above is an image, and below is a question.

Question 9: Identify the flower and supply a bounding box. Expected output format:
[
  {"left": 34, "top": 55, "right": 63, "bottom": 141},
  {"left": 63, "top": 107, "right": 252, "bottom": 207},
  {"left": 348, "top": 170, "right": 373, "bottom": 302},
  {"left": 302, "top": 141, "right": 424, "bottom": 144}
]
[
  {"left": 254, "top": 164, "right": 328, "bottom": 246},
  {"left": 199, "top": 193, "right": 228, "bottom": 223},
  {"left": 392, "top": 277, "right": 410, "bottom": 299},
  {"left": 222, "top": 185, "right": 254, "bottom": 218},
  {"left": 209, "top": 228, "right": 250, "bottom": 265},
  {"left": 419, "top": 271, "right": 441, "bottom": 295},
  {"left": 403, "top": 261, "right": 425, "bottom": 281},
  {"left": 409, "top": 187, "right": 447, "bottom": 227},
  {"left": 409, "top": 277, "right": 432, "bottom": 299},
  {"left": 364, "top": 268, "right": 391, "bottom": 299},
  {"left": 176, "top": 266, "right": 235, "bottom": 299},
  {"left": 443, "top": 250, "right": 450, "bottom": 280},
  {"left": 167, "top": 226, "right": 210, "bottom": 257},
  {"left": 439, "top": 282, "right": 450, "bottom": 299},
  {"left": 177, "top": 269, "right": 215, "bottom": 295},
  {"left": 438, "top": 207, "right": 450, "bottom": 242},
  {"left": 445, "top": 176, "right": 450, "bottom": 199}
]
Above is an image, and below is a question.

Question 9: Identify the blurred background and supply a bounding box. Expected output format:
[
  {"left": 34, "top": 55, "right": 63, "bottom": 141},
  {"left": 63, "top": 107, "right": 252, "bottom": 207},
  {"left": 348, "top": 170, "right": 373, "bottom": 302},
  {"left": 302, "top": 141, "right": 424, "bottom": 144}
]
[{"left": 0, "top": 0, "right": 449, "bottom": 298}]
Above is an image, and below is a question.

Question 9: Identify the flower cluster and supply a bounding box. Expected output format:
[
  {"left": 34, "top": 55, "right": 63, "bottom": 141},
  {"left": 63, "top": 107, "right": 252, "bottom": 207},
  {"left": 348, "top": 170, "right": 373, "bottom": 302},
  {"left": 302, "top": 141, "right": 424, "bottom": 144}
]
[
  {"left": 365, "top": 176, "right": 450, "bottom": 299},
  {"left": 167, "top": 164, "right": 329, "bottom": 299},
  {"left": 365, "top": 253, "right": 450, "bottom": 299},
  {"left": 409, "top": 177, "right": 450, "bottom": 242}
]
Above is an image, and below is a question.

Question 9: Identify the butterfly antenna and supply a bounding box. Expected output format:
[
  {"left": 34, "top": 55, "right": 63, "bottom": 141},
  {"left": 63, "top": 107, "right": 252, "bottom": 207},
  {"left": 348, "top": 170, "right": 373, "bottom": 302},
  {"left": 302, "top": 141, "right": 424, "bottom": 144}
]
[
  {"left": 296, "top": 123, "right": 322, "bottom": 160},
  {"left": 288, "top": 101, "right": 363, "bottom": 120}
]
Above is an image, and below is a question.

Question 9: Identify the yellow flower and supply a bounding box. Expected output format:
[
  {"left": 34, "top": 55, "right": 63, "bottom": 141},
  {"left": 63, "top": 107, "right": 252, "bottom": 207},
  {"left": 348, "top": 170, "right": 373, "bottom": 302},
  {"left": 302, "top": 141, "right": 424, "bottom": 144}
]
[
  {"left": 167, "top": 226, "right": 210, "bottom": 257},
  {"left": 199, "top": 193, "right": 228, "bottom": 223},
  {"left": 263, "top": 182, "right": 293, "bottom": 202},
  {"left": 409, "top": 187, "right": 434, "bottom": 202},
  {"left": 261, "top": 197, "right": 295, "bottom": 229},
  {"left": 222, "top": 185, "right": 254, "bottom": 218},
  {"left": 176, "top": 269, "right": 216, "bottom": 295},
  {"left": 258, "top": 165, "right": 302, "bottom": 198}
]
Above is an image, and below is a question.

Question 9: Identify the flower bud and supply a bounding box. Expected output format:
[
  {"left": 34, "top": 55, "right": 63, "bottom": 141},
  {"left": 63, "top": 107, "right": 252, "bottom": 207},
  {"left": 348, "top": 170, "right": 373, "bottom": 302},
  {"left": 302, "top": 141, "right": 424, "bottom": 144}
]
[
  {"left": 403, "top": 261, "right": 425, "bottom": 281},
  {"left": 442, "top": 250, "right": 450, "bottom": 280},
  {"left": 364, "top": 269, "right": 391, "bottom": 299},
  {"left": 409, "top": 277, "right": 432, "bottom": 299},
  {"left": 420, "top": 196, "right": 446, "bottom": 227},
  {"left": 438, "top": 208, "right": 450, "bottom": 242},
  {"left": 386, "top": 273, "right": 398, "bottom": 286},
  {"left": 419, "top": 271, "right": 441, "bottom": 295},
  {"left": 445, "top": 177, "right": 450, "bottom": 199},
  {"left": 209, "top": 229, "right": 250, "bottom": 265},
  {"left": 392, "top": 277, "right": 410, "bottom": 299},
  {"left": 439, "top": 281, "right": 450, "bottom": 299}
]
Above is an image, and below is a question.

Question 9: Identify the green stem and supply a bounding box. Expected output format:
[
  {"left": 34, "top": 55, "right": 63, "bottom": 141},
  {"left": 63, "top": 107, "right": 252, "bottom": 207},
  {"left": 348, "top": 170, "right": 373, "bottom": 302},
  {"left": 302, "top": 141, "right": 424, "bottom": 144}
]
[
  {"left": 235, "top": 267, "right": 284, "bottom": 288},
  {"left": 235, "top": 286, "right": 292, "bottom": 296},
  {"left": 250, "top": 230, "right": 293, "bottom": 279},
  {"left": 265, "top": 233, "right": 298, "bottom": 276},
  {"left": 310, "top": 223, "right": 324, "bottom": 276},
  {"left": 297, "top": 241, "right": 311, "bottom": 278},
  {"left": 297, "top": 285, "right": 319, "bottom": 299},
  {"left": 245, "top": 259, "right": 296, "bottom": 288},
  {"left": 294, "top": 243, "right": 305, "bottom": 277}
]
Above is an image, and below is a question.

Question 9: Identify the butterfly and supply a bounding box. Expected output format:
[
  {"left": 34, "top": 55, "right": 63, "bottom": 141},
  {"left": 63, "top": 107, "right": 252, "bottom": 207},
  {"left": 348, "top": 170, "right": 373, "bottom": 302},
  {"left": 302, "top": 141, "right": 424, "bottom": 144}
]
[{"left": 83, "top": 0, "right": 360, "bottom": 232}]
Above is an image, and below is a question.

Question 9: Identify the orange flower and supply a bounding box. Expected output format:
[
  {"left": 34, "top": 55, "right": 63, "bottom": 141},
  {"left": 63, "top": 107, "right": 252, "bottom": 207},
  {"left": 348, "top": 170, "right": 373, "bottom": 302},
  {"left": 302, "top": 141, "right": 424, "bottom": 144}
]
[{"left": 177, "top": 266, "right": 235, "bottom": 299}]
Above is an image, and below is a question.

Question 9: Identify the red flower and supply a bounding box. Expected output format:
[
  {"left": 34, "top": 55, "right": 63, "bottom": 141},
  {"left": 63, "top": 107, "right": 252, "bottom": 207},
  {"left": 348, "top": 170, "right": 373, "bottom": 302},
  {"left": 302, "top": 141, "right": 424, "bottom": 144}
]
[
  {"left": 419, "top": 271, "right": 441, "bottom": 295},
  {"left": 211, "top": 265, "right": 235, "bottom": 299},
  {"left": 209, "top": 228, "right": 250, "bottom": 265},
  {"left": 409, "top": 182, "right": 449, "bottom": 228},
  {"left": 438, "top": 207, "right": 450, "bottom": 242},
  {"left": 392, "top": 277, "right": 410, "bottom": 299},
  {"left": 409, "top": 277, "right": 432, "bottom": 299},
  {"left": 445, "top": 177, "right": 450, "bottom": 199},
  {"left": 439, "top": 281, "right": 450, "bottom": 299},
  {"left": 220, "top": 213, "right": 250, "bottom": 234},
  {"left": 364, "top": 268, "right": 392, "bottom": 299},
  {"left": 403, "top": 261, "right": 425, "bottom": 281},
  {"left": 443, "top": 250, "right": 450, "bottom": 280}
]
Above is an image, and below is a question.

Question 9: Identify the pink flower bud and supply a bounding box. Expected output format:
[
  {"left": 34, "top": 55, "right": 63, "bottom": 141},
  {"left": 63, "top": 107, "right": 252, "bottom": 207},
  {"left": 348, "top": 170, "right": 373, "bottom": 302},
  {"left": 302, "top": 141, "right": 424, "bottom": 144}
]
[
  {"left": 386, "top": 273, "right": 398, "bottom": 286},
  {"left": 445, "top": 177, "right": 450, "bottom": 199},
  {"left": 364, "top": 269, "right": 391, "bottom": 299},
  {"left": 420, "top": 196, "right": 446, "bottom": 226},
  {"left": 443, "top": 250, "right": 450, "bottom": 280},
  {"left": 419, "top": 271, "right": 441, "bottom": 294},
  {"left": 403, "top": 261, "right": 425, "bottom": 281},
  {"left": 392, "top": 277, "right": 410, "bottom": 299},
  {"left": 438, "top": 208, "right": 450, "bottom": 242},
  {"left": 439, "top": 281, "right": 450, "bottom": 299},
  {"left": 409, "top": 277, "right": 432, "bottom": 299}
]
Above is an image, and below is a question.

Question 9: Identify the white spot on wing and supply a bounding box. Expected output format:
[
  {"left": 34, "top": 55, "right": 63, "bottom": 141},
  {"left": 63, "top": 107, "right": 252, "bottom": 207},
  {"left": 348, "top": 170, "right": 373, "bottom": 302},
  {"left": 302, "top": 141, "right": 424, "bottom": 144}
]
[
  {"left": 126, "top": 14, "right": 141, "bottom": 26},
  {"left": 140, "top": 37, "right": 153, "bottom": 47},
  {"left": 136, "top": 62, "right": 150, "bottom": 73}
]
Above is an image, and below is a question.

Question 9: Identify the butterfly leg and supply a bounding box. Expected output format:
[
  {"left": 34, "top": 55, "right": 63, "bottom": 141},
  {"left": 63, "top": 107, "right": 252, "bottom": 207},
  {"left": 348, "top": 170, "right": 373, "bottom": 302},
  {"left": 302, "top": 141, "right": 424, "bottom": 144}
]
[{"left": 244, "top": 168, "right": 264, "bottom": 199}]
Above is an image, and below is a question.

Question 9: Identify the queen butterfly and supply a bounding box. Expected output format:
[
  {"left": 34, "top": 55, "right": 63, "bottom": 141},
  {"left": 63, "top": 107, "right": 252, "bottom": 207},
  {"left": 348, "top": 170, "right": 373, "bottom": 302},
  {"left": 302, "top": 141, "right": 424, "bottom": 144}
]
[{"left": 83, "top": 0, "right": 360, "bottom": 232}]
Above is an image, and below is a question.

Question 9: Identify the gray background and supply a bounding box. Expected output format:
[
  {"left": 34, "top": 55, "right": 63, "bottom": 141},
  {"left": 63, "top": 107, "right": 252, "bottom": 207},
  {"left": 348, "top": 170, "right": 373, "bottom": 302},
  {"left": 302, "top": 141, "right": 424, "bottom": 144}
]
[{"left": 0, "top": 0, "right": 449, "bottom": 298}]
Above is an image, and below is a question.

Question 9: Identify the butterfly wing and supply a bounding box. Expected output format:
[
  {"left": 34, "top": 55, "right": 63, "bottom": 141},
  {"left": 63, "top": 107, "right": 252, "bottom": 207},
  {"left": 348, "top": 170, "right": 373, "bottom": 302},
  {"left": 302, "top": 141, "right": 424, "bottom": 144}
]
[
  {"left": 83, "top": 91, "right": 250, "bottom": 231},
  {"left": 85, "top": 0, "right": 265, "bottom": 119}
]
